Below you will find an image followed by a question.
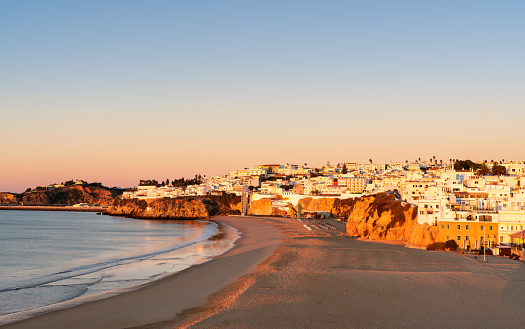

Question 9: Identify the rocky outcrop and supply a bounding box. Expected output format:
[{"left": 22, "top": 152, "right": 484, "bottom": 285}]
[
  {"left": 107, "top": 197, "right": 219, "bottom": 219},
  {"left": 19, "top": 185, "right": 122, "bottom": 206},
  {"left": 0, "top": 193, "right": 18, "bottom": 204},
  {"left": 1, "top": 185, "right": 122, "bottom": 206},
  {"left": 248, "top": 198, "right": 287, "bottom": 217},
  {"left": 205, "top": 194, "right": 241, "bottom": 215},
  {"left": 345, "top": 193, "right": 437, "bottom": 248},
  {"left": 249, "top": 196, "right": 364, "bottom": 219},
  {"left": 297, "top": 197, "right": 336, "bottom": 213}
]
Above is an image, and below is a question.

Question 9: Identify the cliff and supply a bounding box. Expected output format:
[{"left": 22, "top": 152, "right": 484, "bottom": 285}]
[
  {"left": 23, "top": 185, "right": 122, "bottom": 206},
  {"left": 248, "top": 198, "right": 287, "bottom": 217},
  {"left": 0, "top": 192, "right": 18, "bottom": 204},
  {"left": 248, "top": 193, "right": 437, "bottom": 248},
  {"left": 204, "top": 194, "right": 242, "bottom": 215},
  {"left": 248, "top": 196, "right": 363, "bottom": 219},
  {"left": 345, "top": 193, "right": 437, "bottom": 247},
  {"left": 107, "top": 197, "right": 219, "bottom": 219},
  {"left": 0, "top": 184, "right": 124, "bottom": 206}
]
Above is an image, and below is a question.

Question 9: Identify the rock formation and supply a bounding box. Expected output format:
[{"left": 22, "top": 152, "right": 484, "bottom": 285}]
[
  {"left": 0, "top": 193, "right": 18, "bottom": 204},
  {"left": 21, "top": 185, "right": 122, "bottom": 206},
  {"left": 245, "top": 193, "right": 437, "bottom": 248},
  {"left": 345, "top": 193, "right": 437, "bottom": 247},
  {"left": 205, "top": 194, "right": 241, "bottom": 215},
  {"left": 1, "top": 185, "right": 123, "bottom": 206},
  {"left": 296, "top": 197, "right": 336, "bottom": 214},
  {"left": 248, "top": 198, "right": 287, "bottom": 217},
  {"left": 107, "top": 197, "right": 218, "bottom": 219}
]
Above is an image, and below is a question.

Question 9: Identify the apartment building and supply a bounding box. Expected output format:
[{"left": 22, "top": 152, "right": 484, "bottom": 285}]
[{"left": 437, "top": 220, "right": 498, "bottom": 250}]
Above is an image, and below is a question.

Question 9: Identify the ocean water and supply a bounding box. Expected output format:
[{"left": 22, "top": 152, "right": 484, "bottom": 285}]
[{"left": 0, "top": 210, "right": 238, "bottom": 324}]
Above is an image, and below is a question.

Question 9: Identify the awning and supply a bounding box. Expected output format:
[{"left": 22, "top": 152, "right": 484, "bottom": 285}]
[{"left": 509, "top": 230, "right": 525, "bottom": 239}]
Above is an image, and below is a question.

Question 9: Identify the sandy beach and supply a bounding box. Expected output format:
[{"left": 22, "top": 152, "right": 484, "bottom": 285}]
[
  {"left": 4, "top": 216, "right": 525, "bottom": 329},
  {"left": 1, "top": 216, "right": 284, "bottom": 329}
]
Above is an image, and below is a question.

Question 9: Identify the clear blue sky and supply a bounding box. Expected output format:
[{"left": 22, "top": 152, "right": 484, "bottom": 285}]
[{"left": 1, "top": 1, "right": 524, "bottom": 192}]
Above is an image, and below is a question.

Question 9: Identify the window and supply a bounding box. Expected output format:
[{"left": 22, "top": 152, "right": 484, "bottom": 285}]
[
  {"left": 457, "top": 236, "right": 461, "bottom": 241},
  {"left": 466, "top": 236, "right": 469, "bottom": 241},
  {"left": 457, "top": 225, "right": 461, "bottom": 229},
  {"left": 441, "top": 224, "right": 444, "bottom": 229},
  {"left": 481, "top": 225, "right": 484, "bottom": 230},
  {"left": 489, "top": 226, "right": 492, "bottom": 231},
  {"left": 447, "top": 236, "right": 449, "bottom": 240},
  {"left": 447, "top": 225, "right": 449, "bottom": 229},
  {"left": 466, "top": 225, "right": 469, "bottom": 230}
]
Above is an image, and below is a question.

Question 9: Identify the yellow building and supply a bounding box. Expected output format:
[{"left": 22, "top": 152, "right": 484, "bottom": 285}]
[
  {"left": 438, "top": 220, "right": 498, "bottom": 250},
  {"left": 498, "top": 210, "right": 525, "bottom": 243}
]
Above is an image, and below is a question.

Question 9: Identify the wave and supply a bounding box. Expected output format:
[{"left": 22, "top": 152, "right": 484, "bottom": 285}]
[{"left": 0, "top": 222, "right": 218, "bottom": 293}]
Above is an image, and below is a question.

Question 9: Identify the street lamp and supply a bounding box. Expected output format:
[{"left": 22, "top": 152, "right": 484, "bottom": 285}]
[{"left": 483, "top": 225, "right": 488, "bottom": 263}]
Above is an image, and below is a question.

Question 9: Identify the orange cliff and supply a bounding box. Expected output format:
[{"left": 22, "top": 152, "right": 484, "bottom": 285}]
[
  {"left": 107, "top": 194, "right": 242, "bottom": 219},
  {"left": 345, "top": 193, "right": 438, "bottom": 248},
  {"left": 247, "top": 193, "right": 437, "bottom": 248}
]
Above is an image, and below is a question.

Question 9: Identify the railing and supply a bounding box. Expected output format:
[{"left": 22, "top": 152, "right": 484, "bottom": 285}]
[{"left": 475, "top": 209, "right": 498, "bottom": 214}]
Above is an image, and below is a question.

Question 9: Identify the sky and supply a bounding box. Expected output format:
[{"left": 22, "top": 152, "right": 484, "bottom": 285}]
[{"left": 1, "top": 0, "right": 524, "bottom": 192}]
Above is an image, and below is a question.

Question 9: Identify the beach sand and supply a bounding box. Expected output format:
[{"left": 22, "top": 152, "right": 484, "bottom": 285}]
[
  {"left": 165, "top": 218, "right": 525, "bottom": 329},
  {"left": 1, "top": 216, "right": 285, "bottom": 329},
  {"left": 4, "top": 216, "right": 525, "bottom": 329}
]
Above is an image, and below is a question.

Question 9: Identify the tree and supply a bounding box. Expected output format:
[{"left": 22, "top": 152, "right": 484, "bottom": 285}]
[
  {"left": 341, "top": 163, "right": 348, "bottom": 174},
  {"left": 454, "top": 160, "right": 484, "bottom": 171},
  {"left": 445, "top": 240, "right": 459, "bottom": 251},
  {"left": 369, "top": 159, "right": 373, "bottom": 164},
  {"left": 492, "top": 164, "right": 507, "bottom": 176},
  {"left": 477, "top": 163, "right": 491, "bottom": 176}
]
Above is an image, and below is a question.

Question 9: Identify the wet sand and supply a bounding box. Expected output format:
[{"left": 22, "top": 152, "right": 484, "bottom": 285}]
[
  {"left": 1, "top": 216, "right": 285, "bottom": 329},
  {"left": 4, "top": 216, "right": 525, "bottom": 328}
]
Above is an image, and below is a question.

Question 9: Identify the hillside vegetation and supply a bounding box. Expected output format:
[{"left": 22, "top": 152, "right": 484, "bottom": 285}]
[{"left": 0, "top": 183, "right": 125, "bottom": 206}]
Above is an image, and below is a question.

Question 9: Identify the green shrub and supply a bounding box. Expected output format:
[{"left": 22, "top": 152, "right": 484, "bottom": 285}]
[
  {"left": 445, "top": 239, "right": 459, "bottom": 251},
  {"left": 426, "top": 242, "right": 446, "bottom": 251}
]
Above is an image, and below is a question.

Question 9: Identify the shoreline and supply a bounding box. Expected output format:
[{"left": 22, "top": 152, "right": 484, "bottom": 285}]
[
  {"left": 3, "top": 215, "right": 525, "bottom": 328},
  {"left": 0, "top": 205, "right": 107, "bottom": 212},
  {"left": 0, "top": 216, "right": 285, "bottom": 329}
]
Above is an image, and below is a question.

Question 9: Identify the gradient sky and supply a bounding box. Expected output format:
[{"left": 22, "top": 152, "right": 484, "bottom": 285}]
[{"left": 1, "top": 0, "right": 524, "bottom": 192}]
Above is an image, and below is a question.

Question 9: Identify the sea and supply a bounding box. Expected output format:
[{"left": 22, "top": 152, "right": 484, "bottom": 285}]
[{"left": 0, "top": 210, "right": 239, "bottom": 325}]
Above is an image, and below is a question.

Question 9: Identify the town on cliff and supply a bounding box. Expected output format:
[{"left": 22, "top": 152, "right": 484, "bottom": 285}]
[{"left": 2, "top": 160, "right": 525, "bottom": 251}]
